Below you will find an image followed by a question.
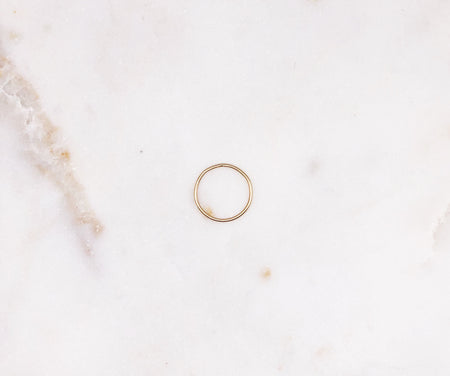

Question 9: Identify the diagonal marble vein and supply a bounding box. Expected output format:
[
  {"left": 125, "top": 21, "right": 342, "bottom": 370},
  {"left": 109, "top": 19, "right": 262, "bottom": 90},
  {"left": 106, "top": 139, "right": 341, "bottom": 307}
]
[{"left": 0, "top": 57, "right": 102, "bottom": 253}]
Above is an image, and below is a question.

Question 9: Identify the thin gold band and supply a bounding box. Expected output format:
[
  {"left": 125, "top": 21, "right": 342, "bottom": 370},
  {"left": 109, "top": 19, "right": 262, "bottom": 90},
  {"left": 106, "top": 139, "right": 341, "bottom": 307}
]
[{"left": 194, "top": 163, "right": 253, "bottom": 222}]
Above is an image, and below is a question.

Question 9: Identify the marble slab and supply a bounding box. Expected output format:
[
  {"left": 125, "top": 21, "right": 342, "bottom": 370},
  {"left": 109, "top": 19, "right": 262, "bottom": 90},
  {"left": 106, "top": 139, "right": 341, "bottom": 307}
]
[{"left": 1, "top": 0, "right": 450, "bottom": 374}]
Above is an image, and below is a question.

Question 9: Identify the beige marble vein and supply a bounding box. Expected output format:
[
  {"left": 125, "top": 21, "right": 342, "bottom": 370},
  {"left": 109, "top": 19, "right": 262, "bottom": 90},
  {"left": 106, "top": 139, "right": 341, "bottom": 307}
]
[{"left": 0, "top": 57, "right": 102, "bottom": 253}]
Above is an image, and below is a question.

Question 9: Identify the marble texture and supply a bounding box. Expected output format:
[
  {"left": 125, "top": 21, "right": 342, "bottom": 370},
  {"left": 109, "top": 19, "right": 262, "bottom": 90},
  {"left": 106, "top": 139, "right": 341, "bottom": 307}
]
[{"left": 1, "top": 0, "right": 450, "bottom": 374}]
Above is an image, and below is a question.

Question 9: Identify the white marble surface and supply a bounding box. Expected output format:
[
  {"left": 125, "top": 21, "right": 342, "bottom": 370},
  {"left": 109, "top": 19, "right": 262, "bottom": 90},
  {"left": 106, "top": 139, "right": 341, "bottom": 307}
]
[{"left": 1, "top": 0, "right": 450, "bottom": 374}]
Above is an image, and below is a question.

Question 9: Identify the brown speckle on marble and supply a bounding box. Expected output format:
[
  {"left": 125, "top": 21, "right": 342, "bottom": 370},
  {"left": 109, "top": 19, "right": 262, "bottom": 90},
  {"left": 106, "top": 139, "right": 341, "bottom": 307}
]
[
  {"left": 60, "top": 150, "right": 70, "bottom": 160},
  {"left": 261, "top": 267, "right": 272, "bottom": 279}
]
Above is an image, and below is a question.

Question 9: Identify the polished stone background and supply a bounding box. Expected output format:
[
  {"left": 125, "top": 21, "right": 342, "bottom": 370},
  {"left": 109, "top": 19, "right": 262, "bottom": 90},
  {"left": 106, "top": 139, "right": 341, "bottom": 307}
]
[{"left": 1, "top": 1, "right": 450, "bottom": 375}]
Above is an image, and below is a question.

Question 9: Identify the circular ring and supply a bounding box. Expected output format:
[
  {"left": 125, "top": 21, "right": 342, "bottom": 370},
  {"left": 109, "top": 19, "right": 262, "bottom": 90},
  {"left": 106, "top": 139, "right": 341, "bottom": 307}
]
[{"left": 194, "top": 163, "right": 253, "bottom": 222}]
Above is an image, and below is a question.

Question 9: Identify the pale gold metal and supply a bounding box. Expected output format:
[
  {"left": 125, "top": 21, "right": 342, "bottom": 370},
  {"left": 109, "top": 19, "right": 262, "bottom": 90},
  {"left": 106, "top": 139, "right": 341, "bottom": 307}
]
[{"left": 194, "top": 163, "right": 253, "bottom": 222}]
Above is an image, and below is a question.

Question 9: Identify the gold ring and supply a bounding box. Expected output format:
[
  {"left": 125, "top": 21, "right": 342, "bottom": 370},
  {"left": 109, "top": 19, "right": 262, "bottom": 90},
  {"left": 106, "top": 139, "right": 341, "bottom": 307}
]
[{"left": 194, "top": 163, "right": 253, "bottom": 222}]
